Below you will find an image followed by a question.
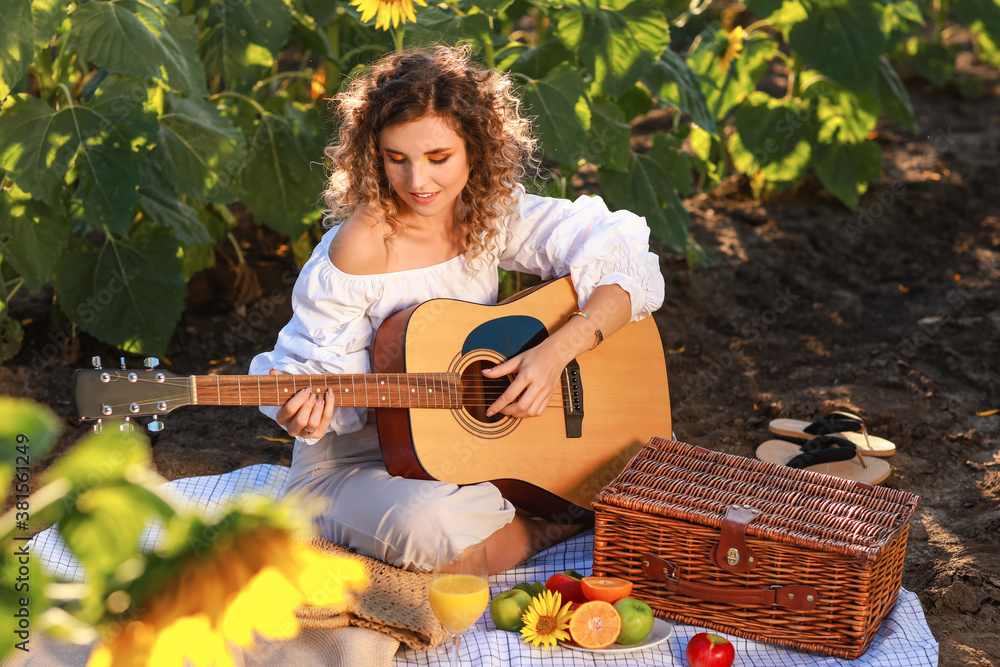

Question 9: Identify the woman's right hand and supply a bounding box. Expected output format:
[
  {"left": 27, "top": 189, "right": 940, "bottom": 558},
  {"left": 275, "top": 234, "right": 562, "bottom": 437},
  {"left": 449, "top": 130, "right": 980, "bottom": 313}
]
[{"left": 269, "top": 369, "right": 335, "bottom": 439}]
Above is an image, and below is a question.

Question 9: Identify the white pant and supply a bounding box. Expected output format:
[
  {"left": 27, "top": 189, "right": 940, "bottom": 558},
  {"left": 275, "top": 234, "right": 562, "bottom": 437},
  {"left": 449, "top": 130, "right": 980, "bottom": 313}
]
[{"left": 282, "top": 423, "right": 516, "bottom": 572}]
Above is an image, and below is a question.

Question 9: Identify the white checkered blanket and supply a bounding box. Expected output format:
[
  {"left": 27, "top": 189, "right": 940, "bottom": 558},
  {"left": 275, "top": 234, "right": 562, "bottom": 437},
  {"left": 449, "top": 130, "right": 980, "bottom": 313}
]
[{"left": 25, "top": 464, "right": 939, "bottom": 667}]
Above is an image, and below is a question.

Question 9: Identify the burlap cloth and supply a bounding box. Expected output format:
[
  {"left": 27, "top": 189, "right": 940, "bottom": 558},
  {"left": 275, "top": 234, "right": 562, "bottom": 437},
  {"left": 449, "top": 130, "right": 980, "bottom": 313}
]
[{"left": 292, "top": 537, "right": 450, "bottom": 652}]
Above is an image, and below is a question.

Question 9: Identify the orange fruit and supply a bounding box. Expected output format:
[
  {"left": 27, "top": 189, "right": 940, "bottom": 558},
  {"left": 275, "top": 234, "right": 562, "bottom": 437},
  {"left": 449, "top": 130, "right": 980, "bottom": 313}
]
[
  {"left": 580, "top": 576, "right": 634, "bottom": 603},
  {"left": 568, "top": 600, "right": 622, "bottom": 649}
]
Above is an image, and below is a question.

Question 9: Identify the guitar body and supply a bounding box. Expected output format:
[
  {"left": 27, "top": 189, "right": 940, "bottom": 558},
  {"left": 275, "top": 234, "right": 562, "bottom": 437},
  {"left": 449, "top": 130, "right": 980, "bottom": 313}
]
[{"left": 373, "top": 276, "right": 671, "bottom": 519}]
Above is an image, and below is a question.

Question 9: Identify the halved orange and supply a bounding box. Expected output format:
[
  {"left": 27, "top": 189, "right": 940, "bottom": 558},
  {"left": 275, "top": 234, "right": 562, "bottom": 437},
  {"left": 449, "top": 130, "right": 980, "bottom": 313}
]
[
  {"left": 567, "top": 600, "right": 621, "bottom": 649},
  {"left": 580, "top": 576, "right": 633, "bottom": 603}
]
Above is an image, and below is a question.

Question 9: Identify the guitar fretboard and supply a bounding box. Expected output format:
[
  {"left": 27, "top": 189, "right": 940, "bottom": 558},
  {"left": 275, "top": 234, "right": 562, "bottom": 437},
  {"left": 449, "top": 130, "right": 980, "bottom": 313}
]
[{"left": 192, "top": 373, "right": 464, "bottom": 409}]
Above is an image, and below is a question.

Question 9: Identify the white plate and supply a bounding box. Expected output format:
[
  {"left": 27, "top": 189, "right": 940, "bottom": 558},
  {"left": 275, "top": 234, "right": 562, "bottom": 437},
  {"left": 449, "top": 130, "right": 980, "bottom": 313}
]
[{"left": 563, "top": 617, "right": 673, "bottom": 654}]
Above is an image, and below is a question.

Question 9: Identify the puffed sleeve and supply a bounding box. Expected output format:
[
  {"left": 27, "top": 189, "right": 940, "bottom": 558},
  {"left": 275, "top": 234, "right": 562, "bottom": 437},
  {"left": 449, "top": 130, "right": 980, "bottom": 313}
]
[
  {"left": 249, "top": 236, "right": 378, "bottom": 442},
  {"left": 496, "top": 185, "right": 665, "bottom": 321}
]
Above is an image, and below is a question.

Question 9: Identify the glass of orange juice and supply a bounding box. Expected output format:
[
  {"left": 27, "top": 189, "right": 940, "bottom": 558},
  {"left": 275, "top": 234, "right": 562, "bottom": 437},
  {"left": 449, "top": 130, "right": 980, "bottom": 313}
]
[{"left": 429, "top": 536, "right": 489, "bottom": 667}]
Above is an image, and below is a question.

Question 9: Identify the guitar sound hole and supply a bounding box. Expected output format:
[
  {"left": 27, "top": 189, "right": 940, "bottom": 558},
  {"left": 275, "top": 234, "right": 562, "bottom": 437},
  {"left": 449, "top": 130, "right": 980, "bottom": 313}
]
[{"left": 461, "top": 361, "right": 510, "bottom": 425}]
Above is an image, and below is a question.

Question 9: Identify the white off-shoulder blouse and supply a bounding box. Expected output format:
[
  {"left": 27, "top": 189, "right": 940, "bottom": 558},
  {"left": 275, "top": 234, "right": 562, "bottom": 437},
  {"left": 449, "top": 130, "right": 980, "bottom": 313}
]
[{"left": 249, "top": 185, "right": 665, "bottom": 442}]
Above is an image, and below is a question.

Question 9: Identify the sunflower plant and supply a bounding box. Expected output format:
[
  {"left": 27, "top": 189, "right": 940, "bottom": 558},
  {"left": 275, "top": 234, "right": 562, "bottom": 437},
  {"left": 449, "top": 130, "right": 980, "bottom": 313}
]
[{"left": 0, "top": 398, "right": 366, "bottom": 665}]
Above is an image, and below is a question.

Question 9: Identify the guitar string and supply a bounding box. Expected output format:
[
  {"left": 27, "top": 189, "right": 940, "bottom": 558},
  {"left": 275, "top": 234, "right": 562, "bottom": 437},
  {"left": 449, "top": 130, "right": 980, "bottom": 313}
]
[{"left": 90, "top": 376, "right": 577, "bottom": 411}]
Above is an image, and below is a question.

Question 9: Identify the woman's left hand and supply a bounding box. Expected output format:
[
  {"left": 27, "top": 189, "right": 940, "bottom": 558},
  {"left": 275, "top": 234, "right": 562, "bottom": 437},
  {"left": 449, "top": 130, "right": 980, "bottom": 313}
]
[{"left": 481, "top": 340, "right": 569, "bottom": 419}]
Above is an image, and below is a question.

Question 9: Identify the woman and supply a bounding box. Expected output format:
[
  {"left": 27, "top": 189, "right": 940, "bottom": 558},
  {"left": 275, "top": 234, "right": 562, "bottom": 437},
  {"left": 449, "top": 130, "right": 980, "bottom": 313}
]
[{"left": 250, "top": 45, "right": 665, "bottom": 574}]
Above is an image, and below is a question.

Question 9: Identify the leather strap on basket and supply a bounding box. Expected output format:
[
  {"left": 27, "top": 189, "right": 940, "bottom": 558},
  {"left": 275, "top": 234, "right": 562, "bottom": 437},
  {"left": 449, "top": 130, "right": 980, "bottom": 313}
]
[
  {"left": 709, "top": 504, "right": 760, "bottom": 573},
  {"left": 640, "top": 555, "right": 819, "bottom": 611}
]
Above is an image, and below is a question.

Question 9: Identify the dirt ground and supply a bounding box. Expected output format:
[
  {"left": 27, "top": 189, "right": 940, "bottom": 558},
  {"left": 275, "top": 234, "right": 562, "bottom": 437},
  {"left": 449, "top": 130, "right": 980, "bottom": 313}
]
[{"left": 4, "top": 57, "right": 999, "bottom": 666}]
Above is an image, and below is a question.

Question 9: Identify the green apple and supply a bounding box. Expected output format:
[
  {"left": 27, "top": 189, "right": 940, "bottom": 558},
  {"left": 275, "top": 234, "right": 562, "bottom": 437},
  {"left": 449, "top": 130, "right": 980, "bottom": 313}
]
[
  {"left": 490, "top": 588, "right": 533, "bottom": 632},
  {"left": 613, "top": 597, "right": 655, "bottom": 645}
]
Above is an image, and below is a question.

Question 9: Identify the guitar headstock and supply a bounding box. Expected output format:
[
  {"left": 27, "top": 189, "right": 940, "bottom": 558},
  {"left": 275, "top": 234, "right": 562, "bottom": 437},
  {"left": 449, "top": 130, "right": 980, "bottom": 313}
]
[{"left": 75, "top": 357, "right": 192, "bottom": 432}]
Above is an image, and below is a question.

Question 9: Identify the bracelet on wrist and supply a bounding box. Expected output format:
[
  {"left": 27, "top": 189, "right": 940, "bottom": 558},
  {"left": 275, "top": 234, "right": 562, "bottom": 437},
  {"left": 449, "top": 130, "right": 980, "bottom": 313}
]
[{"left": 569, "top": 309, "right": 603, "bottom": 350}]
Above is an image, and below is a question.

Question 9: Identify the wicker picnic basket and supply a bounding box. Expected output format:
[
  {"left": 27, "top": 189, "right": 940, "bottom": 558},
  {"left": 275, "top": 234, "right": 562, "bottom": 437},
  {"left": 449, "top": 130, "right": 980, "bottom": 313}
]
[{"left": 592, "top": 437, "right": 920, "bottom": 660}]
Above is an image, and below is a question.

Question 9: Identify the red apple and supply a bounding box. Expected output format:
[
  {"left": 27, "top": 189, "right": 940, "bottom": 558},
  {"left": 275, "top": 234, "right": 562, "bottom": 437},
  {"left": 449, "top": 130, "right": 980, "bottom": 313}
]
[
  {"left": 686, "top": 632, "right": 735, "bottom": 667},
  {"left": 545, "top": 573, "right": 588, "bottom": 604}
]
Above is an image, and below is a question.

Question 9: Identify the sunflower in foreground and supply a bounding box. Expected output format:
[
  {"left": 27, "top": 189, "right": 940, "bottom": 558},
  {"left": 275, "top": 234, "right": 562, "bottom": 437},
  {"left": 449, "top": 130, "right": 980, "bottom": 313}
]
[
  {"left": 350, "top": 0, "right": 428, "bottom": 31},
  {"left": 87, "top": 515, "right": 366, "bottom": 667},
  {"left": 519, "top": 589, "right": 573, "bottom": 649}
]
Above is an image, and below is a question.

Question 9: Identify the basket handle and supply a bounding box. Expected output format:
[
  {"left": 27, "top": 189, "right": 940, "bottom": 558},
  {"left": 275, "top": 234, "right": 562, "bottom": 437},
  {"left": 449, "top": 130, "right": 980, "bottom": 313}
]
[{"left": 640, "top": 554, "right": 819, "bottom": 611}]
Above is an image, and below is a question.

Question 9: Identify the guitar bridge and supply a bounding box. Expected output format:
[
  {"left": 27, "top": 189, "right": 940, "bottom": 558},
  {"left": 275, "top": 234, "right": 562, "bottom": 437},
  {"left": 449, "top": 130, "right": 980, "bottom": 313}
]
[{"left": 563, "top": 360, "right": 583, "bottom": 438}]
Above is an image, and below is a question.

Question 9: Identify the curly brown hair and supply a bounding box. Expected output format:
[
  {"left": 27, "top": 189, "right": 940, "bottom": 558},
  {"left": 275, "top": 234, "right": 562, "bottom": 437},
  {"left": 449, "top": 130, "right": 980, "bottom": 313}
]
[{"left": 323, "top": 44, "right": 538, "bottom": 263}]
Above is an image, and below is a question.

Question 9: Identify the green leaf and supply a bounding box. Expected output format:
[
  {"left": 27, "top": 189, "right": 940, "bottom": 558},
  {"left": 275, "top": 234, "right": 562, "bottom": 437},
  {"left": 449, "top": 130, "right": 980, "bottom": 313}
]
[
  {"left": 972, "top": 20, "right": 1000, "bottom": 70},
  {"left": 0, "top": 97, "right": 67, "bottom": 202},
  {"left": 745, "top": 0, "right": 785, "bottom": 19},
  {"left": 58, "top": 483, "right": 167, "bottom": 578},
  {"left": 519, "top": 64, "right": 589, "bottom": 164},
  {"left": 158, "top": 13, "right": 207, "bottom": 96},
  {"left": 300, "top": 0, "right": 340, "bottom": 26},
  {"left": 158, "top": 95, "right": 247, "bottom": 203},
  {"left": 787, "top": 1, "right": 885, "bottom": 92},
  {"left": 78, "top": 76, "right": 159, "bottom": 234},
  {"left": 728, "top": 92, "right": 812, "bottom": 184},
  {"left": 53, "top": 223, "right": 185, "bottom": 356},
  {"left": 598, "top": 150, "right": 689, "bottom": 249},
  {"left": 688, "top": 27, "right": 778, "bottom": 120},
  {"left": 953, "top": 0, "right": 1000, "bottom": 48},
  {"left": 467, "top": 0, "right": 515, "bottom": 17},
  {"left": 647, "top": 133, "right": 692, "bottom": 197},
  {"left": 906, "top": 37, "right": 956, "bottom": 87},
  {"left": 875, "top": 56, "right": 918, "bottom": 134},
  {"left": 31, "top": 0, "right": 72, "bottom": 50},
  {"left": 77, "top": 144, "right": 143, "bottom": 237},
  {"left": 614, "top": 82, "right": 653, "bottom": 122},
  {"left": 42, "top": 427, "right": 150, "bottom": 489},
  {"left": 582, "top": 100, "right": 632, "bottom": 172},
  {"left": 813, "top": 86, "right": 879, "bottom": 144},
  {"left": 411, "top": 7, "right": 492, "bottom": 47},
  {"left": 0, "top": 397, "right": 61, "bottom": 493},
  {"left": 0, "top": 183, "right": 69, "bottom": 292},
  {"left": 507, "top": 38, "right": 574, "bottom": 81},
  {"left": 0, "top": 315, "right": 24, "bottom": 365},
  {"left": 881, "top": 0, "right": 924, "bottom": 48},
  {"left": 0, "top": 76, "right": 157, "bottom": 210},
  {"left": 557, "top": 0, "right": 670, "bottom": 99},
  {"left": 70, "top": 1, "right": 204, "bottom": 95},
  {"left": 0, "top": 0, "right": 33, "bottom": 103},
  {"left": 201, "top": 0, "right": 293, "bottom": 82},
  {"left": 644, "top": 50, "right": 716, "bottom": 132},
  {"left": 242, "top": 105, "right": 326, "bottom": 237},
  {"left": 814, "top": 139, "right": 883, "bottom": 209},
  {"left": 137, "top": 182, "right": 212, "bottom": 246}
]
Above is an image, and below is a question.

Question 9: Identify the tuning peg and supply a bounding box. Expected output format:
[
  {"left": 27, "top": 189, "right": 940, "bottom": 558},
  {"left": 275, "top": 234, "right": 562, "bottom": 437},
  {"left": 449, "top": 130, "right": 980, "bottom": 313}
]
[
  {"left": 147, "top": 416, "right": 165, "bottom": 433},
  {"left": 144, "top": 357, "right": 160, "bottom": 370},
  {"left": 92, "top": 419, "right": 103, "bottom": 435},
  {"left": 92, "top": 356, "right": 102, "bottom": 369},
  {"left": 119, "top": 417, "right": 135, "bottom": 433}
]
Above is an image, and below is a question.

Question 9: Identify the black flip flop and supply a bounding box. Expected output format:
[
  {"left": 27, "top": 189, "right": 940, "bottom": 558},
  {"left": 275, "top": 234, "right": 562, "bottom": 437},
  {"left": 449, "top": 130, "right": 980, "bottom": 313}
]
[
  {"left": 756, "top": 435, "right": 891, "bottom": 484},
  {"left": 769, "top": 411, "right": 896, "bottom": 457}
]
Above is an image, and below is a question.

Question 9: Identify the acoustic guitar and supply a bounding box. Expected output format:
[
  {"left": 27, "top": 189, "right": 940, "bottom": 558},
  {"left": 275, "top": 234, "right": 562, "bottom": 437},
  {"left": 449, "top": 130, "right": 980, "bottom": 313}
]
[{"left": 74, "top": 276, "right": 672, "bottom": 518}]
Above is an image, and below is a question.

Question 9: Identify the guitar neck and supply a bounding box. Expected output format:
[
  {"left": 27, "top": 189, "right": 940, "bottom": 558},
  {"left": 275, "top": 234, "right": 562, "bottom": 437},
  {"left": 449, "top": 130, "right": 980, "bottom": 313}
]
[{"left": 192, "top": 373, "right": 464, "bottom": 409}]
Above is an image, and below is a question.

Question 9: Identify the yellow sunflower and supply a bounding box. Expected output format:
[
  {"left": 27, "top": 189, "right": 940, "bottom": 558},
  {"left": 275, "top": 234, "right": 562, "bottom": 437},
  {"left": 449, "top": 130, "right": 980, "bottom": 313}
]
[
  {"left": 87, "top": 525, "right": 366, "bottom": 667},
  {"left": 720, "top": 25, "right": 745, "bottom": 71},
  {"left": 350, "top": 0, "right": 428, "bottom": 31},
  {"left": 519, "top": 589, "right": 573, "bottom": 649}
]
